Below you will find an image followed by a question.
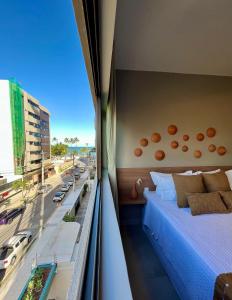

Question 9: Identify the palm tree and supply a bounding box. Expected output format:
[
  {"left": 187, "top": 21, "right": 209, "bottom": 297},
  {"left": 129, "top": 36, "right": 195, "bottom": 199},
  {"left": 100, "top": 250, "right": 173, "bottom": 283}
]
[
  {"left": 71, "top": 150, "right": 78, "bottom": 166},
  {"left": 52, "top": 137, "right": 58, "bottom": 144},
  {"left": 74, "top": 137, "right": 80, "bottom": 145},
  {"left": 64, "top": 137, "right": 70, "bottom": 144}
]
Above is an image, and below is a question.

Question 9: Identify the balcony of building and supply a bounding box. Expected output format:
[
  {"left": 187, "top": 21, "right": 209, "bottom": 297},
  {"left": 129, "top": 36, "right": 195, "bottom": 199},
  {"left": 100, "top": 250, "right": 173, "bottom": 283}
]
[
  {"left": 26, "top": 132, "right": 41, "bottom": 142},
  {"left": 28, "top": 144, "right": 42, "bottom": 152}
]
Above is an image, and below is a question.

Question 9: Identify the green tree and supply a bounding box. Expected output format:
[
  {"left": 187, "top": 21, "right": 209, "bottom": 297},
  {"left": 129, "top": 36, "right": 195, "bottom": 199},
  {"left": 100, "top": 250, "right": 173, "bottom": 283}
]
[
  {"left": 80, "top": 147, "right": 88, "bottom": 157},
  {"left": 12, "top": 179, "right": 31, "bottom": 205},
  {"left": 51, "top": 143, "right": 68, "bottom": 157}
]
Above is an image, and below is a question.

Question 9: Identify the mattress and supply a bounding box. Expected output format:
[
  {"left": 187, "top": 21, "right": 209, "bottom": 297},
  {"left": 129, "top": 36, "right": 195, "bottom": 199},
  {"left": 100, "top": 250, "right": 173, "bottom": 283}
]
[{"left": 143, "top": 191, "right": 232, "bottom": 300}]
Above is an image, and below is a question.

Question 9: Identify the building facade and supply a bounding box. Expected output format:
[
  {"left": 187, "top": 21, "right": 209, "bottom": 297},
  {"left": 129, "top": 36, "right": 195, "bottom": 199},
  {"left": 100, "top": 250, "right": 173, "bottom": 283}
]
[{"left": 0, "top": 79, "right": 51, "bottom": 184}]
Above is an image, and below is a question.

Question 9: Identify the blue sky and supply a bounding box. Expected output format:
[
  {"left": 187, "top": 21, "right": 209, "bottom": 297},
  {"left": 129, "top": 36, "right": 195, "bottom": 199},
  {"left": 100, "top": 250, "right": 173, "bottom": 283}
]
[{"left": 0, "top": 0, "right": 95, "bottom": 146}]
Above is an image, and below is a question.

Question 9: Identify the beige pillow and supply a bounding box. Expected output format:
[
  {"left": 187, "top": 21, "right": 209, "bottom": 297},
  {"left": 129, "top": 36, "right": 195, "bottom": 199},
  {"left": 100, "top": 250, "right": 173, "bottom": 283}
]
[
  {"left": 202, "top": 172, "right": 230, "bottom": 192},
  {"left": 187, "top": 192, "right": 227, "bottom": 216},
  {"left": 173, "top": 174, "right": 206, "bottom": 208},
  {"left": 219, "top": 191, "right": 232, "bottom": 210}
]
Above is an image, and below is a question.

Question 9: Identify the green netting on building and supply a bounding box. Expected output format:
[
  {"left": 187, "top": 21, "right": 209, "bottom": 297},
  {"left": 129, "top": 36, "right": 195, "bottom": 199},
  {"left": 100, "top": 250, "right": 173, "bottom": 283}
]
[{"left": 9, "top": 80, "right": 25, "bottom": 175}]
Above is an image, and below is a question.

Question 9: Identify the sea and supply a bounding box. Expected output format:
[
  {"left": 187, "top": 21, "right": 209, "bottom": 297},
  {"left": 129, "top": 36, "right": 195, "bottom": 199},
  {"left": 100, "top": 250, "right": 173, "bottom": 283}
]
[{"left": 68, "top": 146, "right": 96, "bottom": 157}]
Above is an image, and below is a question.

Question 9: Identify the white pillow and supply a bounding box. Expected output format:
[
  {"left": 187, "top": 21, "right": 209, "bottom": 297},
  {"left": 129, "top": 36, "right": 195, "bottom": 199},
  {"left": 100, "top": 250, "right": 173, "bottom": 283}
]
[
  {"left": 194, "top": 169, "right": 221, "bottom": 175},
  {"left": 150, "top": 171, "right": 192, "bottom": 201},
  {"left": 225, "top": 170, "right": 232, "bottom": 190}
]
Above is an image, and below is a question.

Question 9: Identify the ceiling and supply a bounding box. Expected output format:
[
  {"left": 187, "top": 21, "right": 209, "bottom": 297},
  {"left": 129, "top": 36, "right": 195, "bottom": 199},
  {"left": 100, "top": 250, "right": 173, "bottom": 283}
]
[{"left": 115, "top": 0, "right": 232, "bottom": 76}]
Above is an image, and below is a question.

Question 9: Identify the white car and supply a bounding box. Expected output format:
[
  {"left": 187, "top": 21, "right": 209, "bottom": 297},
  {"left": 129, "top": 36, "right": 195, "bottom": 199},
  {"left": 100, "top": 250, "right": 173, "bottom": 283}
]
[
  {"left": 0, "top": 231, "right": 32, "bottom": 269},
  {"left": 60, "top": 184, "right": 70, "bottom": 192},
  {"left": 53, "top": 192, "right": 65, "bottom": 202},
  {"left": 67, "top": 181, "right": 74, "bottom": 186}
]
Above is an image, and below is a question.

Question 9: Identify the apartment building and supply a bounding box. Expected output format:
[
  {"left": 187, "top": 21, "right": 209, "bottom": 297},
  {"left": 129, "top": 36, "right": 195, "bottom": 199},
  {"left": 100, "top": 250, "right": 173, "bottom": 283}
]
[{"left": 0, "top": 79, "right": 51, "bottom": 184}]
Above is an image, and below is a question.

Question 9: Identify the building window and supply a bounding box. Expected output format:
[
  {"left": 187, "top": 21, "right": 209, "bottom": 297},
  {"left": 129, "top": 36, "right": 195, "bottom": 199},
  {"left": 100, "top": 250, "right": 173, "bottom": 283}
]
[
  {"left": 28, "top": 111, "right": 40, "bottom": 120},
  {"left": 28, "top": 99, "right": 39, "bottom": 108}
]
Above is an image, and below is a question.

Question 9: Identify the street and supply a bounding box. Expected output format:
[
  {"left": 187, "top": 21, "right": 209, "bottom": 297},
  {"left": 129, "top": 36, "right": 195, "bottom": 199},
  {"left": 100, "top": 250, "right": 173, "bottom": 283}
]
[{"left": 0, "top": 168, "right": 87, "bottom": 284}]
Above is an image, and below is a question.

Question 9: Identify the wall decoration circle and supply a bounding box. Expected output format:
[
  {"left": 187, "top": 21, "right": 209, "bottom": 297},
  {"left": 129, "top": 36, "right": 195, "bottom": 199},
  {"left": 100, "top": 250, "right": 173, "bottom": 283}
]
[
  {"left": 208, "top": 144, "right": 216, "bottom": 152},
  {"left": 182, "top": 145, "right": 188, "bottom": 152},
  {"left": 217, "top": 146, "right": 227, "bottom": 156},
  {"left": 183, "top": 134, "right": 189, "bottom": 141},
  {"left": 134, "top": 148, "right": 143, "bottom": 157},
  {"left": 196, "top": 133, "right": 205, "bottom": 141},
  {"left": 151, "top": 132, "right": 161, "bottom": 143},
  {"left": 207, "top": 127, "right": 216, "bottom": 138},
  {"left": 171, "top": 141, "right": 179, "bottom": 149},
  {"left": 155, "top": 150, "right": 165, "bottom": 161},
  {"left": 168, "top": 125, "right": 178, "bottom": 135},
  {"left": 194, "top": 150, "right": 202, "bottom": 158},
  {"left": 140, "top": 138, "right": 148, "bottom": 147}
]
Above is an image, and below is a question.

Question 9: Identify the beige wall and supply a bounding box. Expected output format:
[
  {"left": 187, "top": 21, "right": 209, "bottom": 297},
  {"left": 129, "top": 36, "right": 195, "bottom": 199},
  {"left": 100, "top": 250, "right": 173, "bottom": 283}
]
[{"left": 116, "top": 70, "right": 232, "bottom": 168}]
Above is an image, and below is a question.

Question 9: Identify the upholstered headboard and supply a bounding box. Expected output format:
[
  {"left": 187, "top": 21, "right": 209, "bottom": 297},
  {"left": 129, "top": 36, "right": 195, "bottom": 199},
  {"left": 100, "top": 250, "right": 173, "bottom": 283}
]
[{"left": 117, "top": 166, "right": 232, "bottom": 204}]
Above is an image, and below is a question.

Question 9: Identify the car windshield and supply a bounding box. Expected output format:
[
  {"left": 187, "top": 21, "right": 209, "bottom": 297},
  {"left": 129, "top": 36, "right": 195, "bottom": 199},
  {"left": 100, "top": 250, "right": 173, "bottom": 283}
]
[
  {"left": 7, "top": 209, "right": 17, "bottom": 216},
  {"left": 55, "top": 192, "right": 62, "bottom": 196},
  {"left": 0, "top": 246, "right": 13, "bottom": 259}
]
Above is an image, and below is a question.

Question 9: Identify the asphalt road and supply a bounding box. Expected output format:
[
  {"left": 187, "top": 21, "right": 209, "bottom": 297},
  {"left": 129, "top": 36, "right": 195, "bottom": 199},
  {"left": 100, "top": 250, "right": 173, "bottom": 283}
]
[{"left": 0, "top": 170, "right": 86, "bottom": 283}]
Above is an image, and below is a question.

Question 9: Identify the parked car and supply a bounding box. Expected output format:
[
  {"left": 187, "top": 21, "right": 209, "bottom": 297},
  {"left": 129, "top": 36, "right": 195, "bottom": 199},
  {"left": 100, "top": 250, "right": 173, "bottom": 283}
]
[
  {"left": 0, "top": 207, "right": 25, "bottom": 225},
  {"left": 53, "top": 192, "right": 65, "bottom": 202},
  {"left": 60, "top": 184, "right": 70, "bottom": 192},
  {"left": 67, "top": 180, "right": 74, "bottom": 186},
  {"left": 0, "top": 230, "right": 32, "bottom": 269}
]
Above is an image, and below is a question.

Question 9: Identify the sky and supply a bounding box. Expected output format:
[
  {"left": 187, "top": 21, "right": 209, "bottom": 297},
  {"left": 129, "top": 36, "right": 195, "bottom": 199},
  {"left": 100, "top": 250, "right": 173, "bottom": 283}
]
[{"left": 0, "top": 0, "right": 95, "bottom": 146}]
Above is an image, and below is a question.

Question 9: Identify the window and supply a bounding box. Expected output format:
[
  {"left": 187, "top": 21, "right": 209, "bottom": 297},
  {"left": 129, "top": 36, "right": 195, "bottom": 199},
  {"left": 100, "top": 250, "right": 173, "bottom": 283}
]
[
  {"left": 29, "top": 131, "right": 41, "bottom": 138},
  {"left": 28, "top": 111, "right": 40, "bottom": 120},
  {"left": 15, "top": 242, "right": 20, "bottom": 248},
  {"left": 28, "top": 99, "right": 39, "bottom": 108},
  {"left": 20, "top": 237, "right": 26, "bottom": 243}
]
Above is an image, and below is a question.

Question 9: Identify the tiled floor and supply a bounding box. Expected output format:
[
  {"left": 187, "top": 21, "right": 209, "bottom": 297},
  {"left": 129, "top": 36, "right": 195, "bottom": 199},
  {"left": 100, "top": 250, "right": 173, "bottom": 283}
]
[{"left": 121, "top": 225, "right": 180, "bottom": 300}]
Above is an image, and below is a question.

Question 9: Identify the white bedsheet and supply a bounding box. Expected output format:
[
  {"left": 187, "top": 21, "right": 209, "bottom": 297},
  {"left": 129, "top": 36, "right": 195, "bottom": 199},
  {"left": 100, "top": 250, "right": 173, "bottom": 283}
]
[{"left": 143, "top": 191, "right": 232, "bottom": 300}]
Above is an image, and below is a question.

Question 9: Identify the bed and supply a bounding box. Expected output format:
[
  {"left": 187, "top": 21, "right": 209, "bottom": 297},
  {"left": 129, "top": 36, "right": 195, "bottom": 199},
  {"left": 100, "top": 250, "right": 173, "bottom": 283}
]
[{"left": 143, "top": 191, "right": 232, "bottom": 300}]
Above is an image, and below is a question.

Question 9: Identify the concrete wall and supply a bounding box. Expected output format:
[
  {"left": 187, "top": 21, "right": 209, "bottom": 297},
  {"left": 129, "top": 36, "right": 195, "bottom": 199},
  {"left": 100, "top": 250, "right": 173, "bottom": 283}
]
[{"left": 116, "top": 70, "right": 232, "bottom": 167}]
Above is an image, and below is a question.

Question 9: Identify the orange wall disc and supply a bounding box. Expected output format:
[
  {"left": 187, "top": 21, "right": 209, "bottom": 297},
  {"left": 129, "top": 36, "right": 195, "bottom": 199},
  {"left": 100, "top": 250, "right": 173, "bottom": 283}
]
[
  {"left": 168, "top": 125, "right": 178, "bottom": 135},
  {"left": 217, "top": 146, "right": 227, "bottom": 156},
  {"left": 207, "top": 128, "right": 216, "bottom": 138},
  {"left": 171, "top": 141, "right": 179, "bottom": 149},
  {"left": 182, "top": 145, "right": 188, "bottom": 152},
  {"left": 155, "top": 150, "right": 165, "bottom": 161},
  {"left": 194, "top": 150, "right": 202, "bottom": 158},
  {"left": 208, "top": 144, "right": 216, "bottom": 152},
  {"left": 151, "top": 133, "right": 161, "bottom": 143},
  {"left": 140, "top": 138, "right": 148, "bottom": 147},
  {"left": 196, "top": 133, "right": 205, "bottom": 141},
  {"left": 134, "top": 148, "right": 143, "bottom": 157}
]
